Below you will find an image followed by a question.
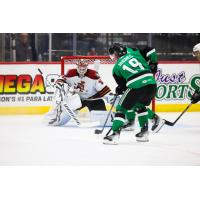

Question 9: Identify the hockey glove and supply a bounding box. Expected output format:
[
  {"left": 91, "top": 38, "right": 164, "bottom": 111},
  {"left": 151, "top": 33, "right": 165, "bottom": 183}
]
[
  {"left": 191, "top": 89, "right": 200, "bottom": 104},
  {"left": 55, "top": 78, "right": 66, "bottom": 91},
  {"left": 105, "top": 93, "right": 116, "bottom": 104},
  {"left": 149, "top": 62, "right": 158, "bottom": 74},
  {"left": 115, "top": 85, "right": 124, "bottom": 95}
]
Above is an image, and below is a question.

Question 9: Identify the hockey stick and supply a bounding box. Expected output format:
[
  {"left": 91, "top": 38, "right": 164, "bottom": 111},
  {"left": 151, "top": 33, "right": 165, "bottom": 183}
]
[
  {"left": 38, "top": 68, "right": 99, "bottom": 128},
  {"left": 94, "top": 94, "right": 118, "bottom": 134},
  {"left": 105, "top": 127, "right": 112, "bottom": 137},
  {"left": 164, "top": 103, "right": 192, "bottom": 126}
]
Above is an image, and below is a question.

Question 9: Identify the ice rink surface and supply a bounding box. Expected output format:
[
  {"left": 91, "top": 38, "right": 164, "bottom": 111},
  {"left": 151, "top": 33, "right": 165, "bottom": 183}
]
[{"left": 0, "top": 112, "right": 200, "bottom": 166}]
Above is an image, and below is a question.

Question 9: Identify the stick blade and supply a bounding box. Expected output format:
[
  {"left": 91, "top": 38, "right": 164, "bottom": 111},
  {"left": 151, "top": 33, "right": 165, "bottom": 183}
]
[
  {"left": 164, "top": 120, "right": 174, "bottom": 126},
  {"left": 94, "top": 129, "right": 103, "bottom": 134}
]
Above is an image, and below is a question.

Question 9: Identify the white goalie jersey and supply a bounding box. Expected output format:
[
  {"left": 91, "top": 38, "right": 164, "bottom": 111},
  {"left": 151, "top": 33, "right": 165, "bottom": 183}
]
[{"left": 63, "top": 68, "right": 111, "bottom": 100}]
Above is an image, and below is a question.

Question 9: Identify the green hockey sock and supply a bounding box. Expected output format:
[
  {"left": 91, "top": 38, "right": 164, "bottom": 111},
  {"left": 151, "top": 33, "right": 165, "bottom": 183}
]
[
  {"left": 147, "top": 108, "right": 155, "bottom": 120},
  {"left": 126, "top": 110, "right": 136, "bottom": 121},
  {"left": 112, "top": 112, "right": 126, "bottom": 131},
  {"left": 138, "top": 111, "right": 148, "bottom": 128}
]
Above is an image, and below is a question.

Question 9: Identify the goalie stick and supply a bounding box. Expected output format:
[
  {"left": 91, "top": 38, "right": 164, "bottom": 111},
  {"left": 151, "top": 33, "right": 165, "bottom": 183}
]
[
  {"left": 38, "top": 68, "right": 99, "bottom": 128},
  {"left": 94, "top": 93, "right": 118, "bottom": 134},
  {"left": 163, "top": 103, "right": 192, "bottom": 126}
]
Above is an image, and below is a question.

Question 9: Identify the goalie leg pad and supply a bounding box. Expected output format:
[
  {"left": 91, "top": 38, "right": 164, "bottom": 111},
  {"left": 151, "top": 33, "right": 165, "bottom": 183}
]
[
  {"left": 44, "top": 104, "right": 72, "bottom": 126},
  {"left": 90, "top": 110, "right": 114, "bottom": 126},
  {"left": 64, "top": 93, "right": 82, "bottom": 111}
]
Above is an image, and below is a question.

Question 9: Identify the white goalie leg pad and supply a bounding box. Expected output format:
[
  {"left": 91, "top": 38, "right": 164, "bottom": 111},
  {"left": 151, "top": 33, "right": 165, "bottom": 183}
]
[
  {"left": 64, "top": 93, "right": 82, "bottom": 111},
  {"left": 90, "top": 110, "right": 114, "bottom": 126},
  {"left": 44, "top": 103, "right": 72, "bottom": 126},
  {"left": 54, "top": 87, "right": 65, "bottom": 104}
]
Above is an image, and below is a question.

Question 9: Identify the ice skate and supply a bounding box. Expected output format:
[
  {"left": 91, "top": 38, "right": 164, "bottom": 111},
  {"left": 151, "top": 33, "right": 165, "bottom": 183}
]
[
  {"left": 135, "top": 123, "right": 149, "bottom": 142},
  {"left": 122, "top": 120, "right": 135, "bottom": 131},
  {"left": 103, "top": 130, "right": 120, "bottom": 145},
  {"left": 151, "top": 114, "right": 165, "bottom": 133}
]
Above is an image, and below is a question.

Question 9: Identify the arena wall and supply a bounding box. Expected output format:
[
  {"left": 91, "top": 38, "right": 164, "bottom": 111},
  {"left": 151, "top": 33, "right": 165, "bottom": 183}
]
[{"left": 0, "top": 61, "right": 199, "bottom": 114}]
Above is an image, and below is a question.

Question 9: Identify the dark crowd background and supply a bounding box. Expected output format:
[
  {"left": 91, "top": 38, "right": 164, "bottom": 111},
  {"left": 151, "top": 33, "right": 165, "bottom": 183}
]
[{"left": 0, "top": 33, "right": 199, "bottom": 62}]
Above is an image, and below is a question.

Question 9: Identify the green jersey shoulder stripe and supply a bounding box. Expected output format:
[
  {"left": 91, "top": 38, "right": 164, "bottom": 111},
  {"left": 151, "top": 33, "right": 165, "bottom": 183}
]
[
  {"left": 114, "top": 117, "right": 126, "bottom": 123},
  {"left": 126, "top": 73, "right": 154, "bottom": 87},
  {"left": 137, "top": 112, "right": 148, "bottom": 117},
  {"left": 146, "top": 48, "right": 156, "bottom": 57}
]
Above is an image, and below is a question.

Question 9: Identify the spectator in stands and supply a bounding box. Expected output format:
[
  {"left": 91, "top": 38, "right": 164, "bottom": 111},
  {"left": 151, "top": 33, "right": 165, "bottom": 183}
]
[
  {"left": 16, "top": 33, "right": 34, "bottom": 61},
  {"left": 193, "top": 43, "right": 200, "bottom": 61},
  {"left": 87, "top": 47, "right": 97, "bottom": 56}
]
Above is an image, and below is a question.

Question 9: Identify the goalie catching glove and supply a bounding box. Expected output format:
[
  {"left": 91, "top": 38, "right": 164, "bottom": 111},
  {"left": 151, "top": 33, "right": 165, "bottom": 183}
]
[{"left": 191, "top": 88, "right": 200, "bottom": 104}]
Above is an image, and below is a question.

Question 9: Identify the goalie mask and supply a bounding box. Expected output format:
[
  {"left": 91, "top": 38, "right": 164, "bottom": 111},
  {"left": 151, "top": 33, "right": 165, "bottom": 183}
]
[
  {"left": 76, "top": 59, "right": 88, "bottom": 77},
  {"left": 109, "top": 43, "right": 127, "bottom": 60}
]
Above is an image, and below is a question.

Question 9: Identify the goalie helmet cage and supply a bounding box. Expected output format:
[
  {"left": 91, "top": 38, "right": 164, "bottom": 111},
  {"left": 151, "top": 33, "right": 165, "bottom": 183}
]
[{"left": 60, "top": 55, "right": 155, "bottom": 112}]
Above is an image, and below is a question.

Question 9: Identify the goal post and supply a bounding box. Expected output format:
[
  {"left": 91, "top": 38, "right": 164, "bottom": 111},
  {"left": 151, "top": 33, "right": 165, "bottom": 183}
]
[{"left": 60, "top": 55, "right": 155, "bottom": 112}]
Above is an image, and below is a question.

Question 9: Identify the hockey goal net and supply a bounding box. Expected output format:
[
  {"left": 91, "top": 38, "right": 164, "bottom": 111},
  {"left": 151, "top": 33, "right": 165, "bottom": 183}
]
[
  {"left": 61, "top": 56, "right": 113, "bottom": 75},
  {"left": 60, "top": 55, "right": 155, "bottom": 112}
]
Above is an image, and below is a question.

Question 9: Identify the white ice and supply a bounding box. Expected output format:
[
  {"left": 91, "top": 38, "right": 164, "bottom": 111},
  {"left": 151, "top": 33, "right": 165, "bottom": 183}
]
[{"left": 0, "top": 112, "right": 200, "bottom": 165}]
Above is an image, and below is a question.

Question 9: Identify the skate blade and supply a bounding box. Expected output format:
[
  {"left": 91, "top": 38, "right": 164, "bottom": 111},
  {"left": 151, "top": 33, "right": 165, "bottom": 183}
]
[
  {"left": 136, "top": 134, "right": 149, "bottom": 142},
  {"left": 136, "top": 138, "right": 149, "bottom": 142},
  {"left": 152, "top": 119, "right": 165, "bottom": 133},
  {"left": 122, "top": 127, "right": 134, "bottom": 131},
  {"left": 103, "top": 139, "right": 119, "bottom": 145}
]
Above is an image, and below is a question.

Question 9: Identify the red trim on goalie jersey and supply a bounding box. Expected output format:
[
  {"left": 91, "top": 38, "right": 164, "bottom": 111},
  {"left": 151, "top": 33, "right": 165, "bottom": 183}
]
[
  {"left": 88, "top": 86, "right": 111, "bottom": 99},
  {"left": 99, "top": 86, "right": 111, "bottom": 97},
  {"left": 65, "top": 69, "right": 79, "bottom": 77},
  {"left": 85, "top": 69, "right": 99, "bottom": 80}
]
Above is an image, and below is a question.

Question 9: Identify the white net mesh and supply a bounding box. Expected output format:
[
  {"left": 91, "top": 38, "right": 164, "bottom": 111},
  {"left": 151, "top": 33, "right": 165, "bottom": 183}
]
[{"left": 61, "top": 56, "right": 113, "bottom": 75}]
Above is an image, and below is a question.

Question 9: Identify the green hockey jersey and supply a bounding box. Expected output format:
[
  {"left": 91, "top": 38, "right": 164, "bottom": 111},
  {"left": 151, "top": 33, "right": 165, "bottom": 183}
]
[
  {"left": 112, "top": 49, "right": 156, "bottom": 89},
  {"left": 127, "top": 47, "right": 158, "bottom": 64}
]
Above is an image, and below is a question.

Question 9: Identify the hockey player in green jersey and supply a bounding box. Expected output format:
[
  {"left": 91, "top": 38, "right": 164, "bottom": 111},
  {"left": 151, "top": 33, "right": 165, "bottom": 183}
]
[
  {"left": 103, "top": 43, "right": 157, "bottom": 144},
  {"left": 122, "top": 45, "right": 163, "bottom": 133}
]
